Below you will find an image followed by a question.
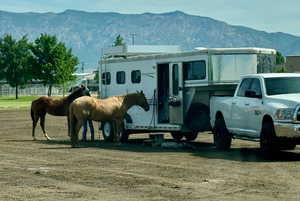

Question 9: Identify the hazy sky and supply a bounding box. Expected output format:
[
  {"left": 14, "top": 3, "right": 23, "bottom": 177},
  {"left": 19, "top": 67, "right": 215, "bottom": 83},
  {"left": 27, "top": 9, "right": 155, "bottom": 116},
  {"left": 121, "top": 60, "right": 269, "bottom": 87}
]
[{"left": 1, "top": 0, "right": 300, "bottom": 36}]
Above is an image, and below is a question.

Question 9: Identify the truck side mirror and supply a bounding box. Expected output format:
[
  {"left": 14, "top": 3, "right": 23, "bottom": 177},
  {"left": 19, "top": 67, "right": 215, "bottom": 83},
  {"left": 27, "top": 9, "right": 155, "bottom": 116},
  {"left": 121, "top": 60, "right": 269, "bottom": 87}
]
[{"left": 245, "top": 90, "right": 262, "bottom": 99}]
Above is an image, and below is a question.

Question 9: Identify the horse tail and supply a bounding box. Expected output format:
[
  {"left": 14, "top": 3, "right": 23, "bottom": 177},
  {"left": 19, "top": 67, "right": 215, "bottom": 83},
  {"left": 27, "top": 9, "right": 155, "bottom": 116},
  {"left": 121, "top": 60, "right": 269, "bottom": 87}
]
[
  {"left": 30, "top": 107, "right": 34, "bottom": 121},
  {"left": 30, "top": 101, "right": 36, "bottom": 122}
]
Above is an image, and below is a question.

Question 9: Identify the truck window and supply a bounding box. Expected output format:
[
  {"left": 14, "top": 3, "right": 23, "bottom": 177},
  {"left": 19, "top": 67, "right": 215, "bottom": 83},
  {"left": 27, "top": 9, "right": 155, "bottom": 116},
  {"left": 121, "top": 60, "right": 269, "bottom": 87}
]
[
  {"left": 131, "top": 70, "right": 141, "bottom": 83},
  {"left": 250, "top": 78, "right": 262, "bottom": 97},
  {"left": 116, "top": 71, "right": 126, "bottom": 84},
  {"left": 101, "top": 72, "right": 111, "bottom": 85},
  {"left": 237, "top": 78, "right": 252, "bottom": 97},
  {"left": 183, "top": 60, "right": 206, "bottom": 80},
  {"left": 265, "top": 77, "right": 300, "bottom": 95}
]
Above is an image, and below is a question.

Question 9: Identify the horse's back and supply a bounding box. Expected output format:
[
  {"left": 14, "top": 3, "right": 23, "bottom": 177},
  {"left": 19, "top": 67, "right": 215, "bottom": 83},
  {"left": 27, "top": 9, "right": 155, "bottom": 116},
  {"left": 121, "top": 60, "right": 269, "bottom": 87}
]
[
  {"left": 70, "top": 96, "right": 95, "bottom": 116},
  {"left": 31, "top": 96, "right": 66, "bottom": 116},
  {"left": 31, "top": 96, "right": 49, "bottom": 109}
]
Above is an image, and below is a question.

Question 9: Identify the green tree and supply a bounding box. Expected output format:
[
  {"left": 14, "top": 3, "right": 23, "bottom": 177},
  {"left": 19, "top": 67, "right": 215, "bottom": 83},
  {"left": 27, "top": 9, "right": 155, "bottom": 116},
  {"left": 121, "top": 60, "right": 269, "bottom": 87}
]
[
  {"left": 31, "top": 34, "right": 78, "bottom": 96},
  {"left": 276, "top": 51, "right": 285, "bottom": 65},
  {"left": 0, "top": 37, "right": 6, "bottom": 81},
  {"left": 113, "top": 34, "right": 126, "bottom": 46},
  {"left": 275, "top": 51, "right": 286, "bottom": 72},
  {"left": 0, "top": 35, "right": 33, "bottom": 99},
  {"left": 56, "top": 44, "right": 78, "bottom": 95}
]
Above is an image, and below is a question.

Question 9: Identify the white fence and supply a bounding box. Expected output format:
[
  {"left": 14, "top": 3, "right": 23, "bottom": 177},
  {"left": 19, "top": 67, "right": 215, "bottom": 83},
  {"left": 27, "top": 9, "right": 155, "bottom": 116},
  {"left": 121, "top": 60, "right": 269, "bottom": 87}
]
[
  {"left": 0, "top": 84, "right": 64, "bottom": 97},
  {"left": 0, "top": 83, "right": 99, "bottom": 97}
]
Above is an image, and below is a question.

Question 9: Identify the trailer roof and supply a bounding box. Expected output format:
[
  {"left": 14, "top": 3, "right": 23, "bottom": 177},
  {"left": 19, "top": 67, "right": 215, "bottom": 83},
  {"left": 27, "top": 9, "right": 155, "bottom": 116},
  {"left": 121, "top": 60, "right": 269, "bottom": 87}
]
[{"left": 100, "top": 47, "right": 276, "bottom": 64}]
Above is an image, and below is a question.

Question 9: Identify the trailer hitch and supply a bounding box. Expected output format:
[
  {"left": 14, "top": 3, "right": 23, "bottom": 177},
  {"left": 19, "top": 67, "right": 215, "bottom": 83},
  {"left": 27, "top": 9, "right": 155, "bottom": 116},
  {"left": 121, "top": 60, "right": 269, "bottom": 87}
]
[{"left": 168, "top": 96, "right": 181, "bottom": 107}]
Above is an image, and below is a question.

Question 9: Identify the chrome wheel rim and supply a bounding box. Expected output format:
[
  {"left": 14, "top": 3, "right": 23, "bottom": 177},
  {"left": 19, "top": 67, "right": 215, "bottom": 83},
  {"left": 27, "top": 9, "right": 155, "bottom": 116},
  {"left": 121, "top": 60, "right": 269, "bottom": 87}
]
[{"left": 103, "top": 122, "right": 112, "bottom": 138}]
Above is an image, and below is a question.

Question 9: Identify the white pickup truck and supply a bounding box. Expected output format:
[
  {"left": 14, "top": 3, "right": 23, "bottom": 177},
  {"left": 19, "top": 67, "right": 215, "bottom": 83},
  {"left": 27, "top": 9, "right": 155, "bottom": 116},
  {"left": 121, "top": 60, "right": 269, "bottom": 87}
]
[{"left": 210, "top": 73, "right": 300, "bottom": 154}]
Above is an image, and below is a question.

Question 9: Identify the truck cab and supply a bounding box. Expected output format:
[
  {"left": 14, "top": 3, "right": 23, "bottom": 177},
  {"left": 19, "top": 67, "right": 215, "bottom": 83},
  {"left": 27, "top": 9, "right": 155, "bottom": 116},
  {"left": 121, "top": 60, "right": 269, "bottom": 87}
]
[{"left": 210, "top": 73, "right": 300, "bottom": 155}]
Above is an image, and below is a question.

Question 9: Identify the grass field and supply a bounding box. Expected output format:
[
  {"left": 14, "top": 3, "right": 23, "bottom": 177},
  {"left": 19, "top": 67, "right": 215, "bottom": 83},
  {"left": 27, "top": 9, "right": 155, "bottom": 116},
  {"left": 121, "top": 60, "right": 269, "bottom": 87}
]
[{"left": 0, "top": 96, "right": 62, "bottom": 110}]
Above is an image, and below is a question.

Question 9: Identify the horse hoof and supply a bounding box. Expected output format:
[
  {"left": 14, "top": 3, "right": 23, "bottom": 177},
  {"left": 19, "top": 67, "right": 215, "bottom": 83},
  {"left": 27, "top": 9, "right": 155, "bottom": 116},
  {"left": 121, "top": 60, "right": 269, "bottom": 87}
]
[{"left": 45, "top": 136, "right": 52, "bottom": 141}]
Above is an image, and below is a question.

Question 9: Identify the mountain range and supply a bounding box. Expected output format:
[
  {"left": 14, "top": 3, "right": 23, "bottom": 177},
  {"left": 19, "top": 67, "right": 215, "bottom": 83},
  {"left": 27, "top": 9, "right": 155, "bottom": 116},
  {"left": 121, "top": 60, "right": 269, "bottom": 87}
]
[{"left": 1, "top": 9, "right": 300, "bottom": 71}]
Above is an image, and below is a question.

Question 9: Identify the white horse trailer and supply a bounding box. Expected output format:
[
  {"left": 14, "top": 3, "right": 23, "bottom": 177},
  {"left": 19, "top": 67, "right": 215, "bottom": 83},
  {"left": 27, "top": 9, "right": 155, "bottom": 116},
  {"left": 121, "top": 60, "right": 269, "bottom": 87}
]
[{"left": 98, "top": 46, "right": 276, "bottom": 142}]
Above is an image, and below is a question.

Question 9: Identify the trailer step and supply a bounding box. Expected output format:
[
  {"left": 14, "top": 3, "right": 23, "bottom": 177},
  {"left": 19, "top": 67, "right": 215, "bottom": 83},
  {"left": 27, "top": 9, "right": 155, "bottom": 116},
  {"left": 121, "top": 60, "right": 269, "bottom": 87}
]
[{"left": 233, "top": 135, "right": 260, "bottom": 142}]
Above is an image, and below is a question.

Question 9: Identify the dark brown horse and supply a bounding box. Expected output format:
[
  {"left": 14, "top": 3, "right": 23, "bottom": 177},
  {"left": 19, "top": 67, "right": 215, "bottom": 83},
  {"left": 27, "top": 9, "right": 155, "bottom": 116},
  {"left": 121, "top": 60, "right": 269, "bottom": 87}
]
[
  {"left": 31, "top": 85, "right": 90, "bottom": 140},
  {"left": 69, "top": 91, "right": 149, "bottom": 147}
]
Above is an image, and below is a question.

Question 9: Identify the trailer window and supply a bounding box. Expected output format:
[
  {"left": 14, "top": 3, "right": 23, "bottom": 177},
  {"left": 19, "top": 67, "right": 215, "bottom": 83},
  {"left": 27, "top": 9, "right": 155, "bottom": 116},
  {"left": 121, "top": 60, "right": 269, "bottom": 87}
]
[
  {"left": 101, "top": 72, "right": 111, "bottom": 85},
  {"left": 131, "top": 70, "right": 141, "bottom": 83},
  {"left": 116, "top": 71, "right": 126, "bottom": 84},
  {"left": 183, "top": 60, "right": 206, "bottom": 80}
]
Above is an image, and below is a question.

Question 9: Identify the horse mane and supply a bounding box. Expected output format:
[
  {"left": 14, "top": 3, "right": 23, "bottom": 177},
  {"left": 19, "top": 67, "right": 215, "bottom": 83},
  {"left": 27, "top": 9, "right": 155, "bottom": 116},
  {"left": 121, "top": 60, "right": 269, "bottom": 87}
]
[{"left": 66, "top": 87, "right": 86, "bottom": 103}]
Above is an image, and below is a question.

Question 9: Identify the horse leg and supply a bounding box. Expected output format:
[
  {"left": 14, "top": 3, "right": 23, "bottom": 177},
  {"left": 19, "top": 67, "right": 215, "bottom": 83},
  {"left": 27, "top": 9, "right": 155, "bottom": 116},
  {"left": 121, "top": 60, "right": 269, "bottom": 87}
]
[
  {"left": 112, "top": 120, "right": 117, "bottom": 143},
  {"left": 67, "top": 114, "right": 71, "bottom": 137},
  {"left": 71, "top": 120, "right": 83, "bottom": 148},
  {"left": 32, "top": 113, "right": 40, "bottom": 141},
  {"left": 40, "top": 113, "right": 52, "bottom": 140},
  {"left": 116, "top": 120, "right": 122, "bottom": 143},
  {"left": 112, "top": 120, "right": 122, "bottom": 143}
]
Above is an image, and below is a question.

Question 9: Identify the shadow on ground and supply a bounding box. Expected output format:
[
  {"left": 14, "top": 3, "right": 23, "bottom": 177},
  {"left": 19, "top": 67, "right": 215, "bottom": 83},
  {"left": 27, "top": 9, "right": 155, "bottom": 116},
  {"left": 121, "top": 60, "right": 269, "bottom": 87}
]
[{"left": 31, "top": 137, "right": 300, "bottom": 163}]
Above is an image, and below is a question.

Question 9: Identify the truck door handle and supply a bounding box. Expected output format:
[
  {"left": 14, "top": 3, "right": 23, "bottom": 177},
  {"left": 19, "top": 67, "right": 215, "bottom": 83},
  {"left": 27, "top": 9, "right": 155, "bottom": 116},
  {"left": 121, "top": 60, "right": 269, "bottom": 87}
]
[
  {"left": 232, "top": 102, "right": 236, "bottom": 105},
  {"left": 245, "top": 103, "right": 250, "bottom": 106}
]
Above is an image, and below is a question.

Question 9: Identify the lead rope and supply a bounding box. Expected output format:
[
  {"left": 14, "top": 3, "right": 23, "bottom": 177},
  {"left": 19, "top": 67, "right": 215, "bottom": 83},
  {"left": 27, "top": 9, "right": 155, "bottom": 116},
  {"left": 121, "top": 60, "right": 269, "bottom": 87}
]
[{"left": 148, "top": 89, "right": 157, "bottom": 129}]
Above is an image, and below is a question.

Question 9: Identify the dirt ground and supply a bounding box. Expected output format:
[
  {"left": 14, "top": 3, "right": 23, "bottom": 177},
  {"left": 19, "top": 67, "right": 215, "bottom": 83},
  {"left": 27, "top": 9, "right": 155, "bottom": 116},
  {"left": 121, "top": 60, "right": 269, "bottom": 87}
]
[{"left": 1, "top": 110, "right": 300, "bottom": 201}]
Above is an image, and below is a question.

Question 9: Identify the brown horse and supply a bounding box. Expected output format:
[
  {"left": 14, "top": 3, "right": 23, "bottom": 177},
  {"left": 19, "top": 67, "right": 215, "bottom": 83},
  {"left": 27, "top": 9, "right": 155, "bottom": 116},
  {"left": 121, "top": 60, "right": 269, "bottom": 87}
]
[
  {"left": 69, "top": 91, "right": 150, "bottom": 147},
  {"left": 31, "top": 85, "right": 90, "bottom": 140}
]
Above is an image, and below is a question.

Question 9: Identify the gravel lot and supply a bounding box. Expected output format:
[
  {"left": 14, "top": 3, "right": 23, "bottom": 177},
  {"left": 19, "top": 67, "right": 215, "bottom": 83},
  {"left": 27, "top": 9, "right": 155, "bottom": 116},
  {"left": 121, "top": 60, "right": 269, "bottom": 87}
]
[{"left": 1, "top": 109, "right": 300, "bottom": 201}]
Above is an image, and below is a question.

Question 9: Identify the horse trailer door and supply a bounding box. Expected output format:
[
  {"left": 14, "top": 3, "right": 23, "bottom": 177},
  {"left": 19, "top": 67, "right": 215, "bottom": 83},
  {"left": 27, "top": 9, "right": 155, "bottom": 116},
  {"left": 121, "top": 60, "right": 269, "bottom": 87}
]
[{"left": 169, "top": 63, "right": 184, "bottom": 124}]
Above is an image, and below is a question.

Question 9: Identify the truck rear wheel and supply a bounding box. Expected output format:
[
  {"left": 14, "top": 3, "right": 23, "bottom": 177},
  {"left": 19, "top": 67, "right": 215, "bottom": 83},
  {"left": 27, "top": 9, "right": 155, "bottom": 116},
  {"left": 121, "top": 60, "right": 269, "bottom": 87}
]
[
  {"left": 213, "top": 117, "right": 232, "bottom": 150},
  {"left": 279, "top": 143, "right": 296, "bottom": 150},
  {"left": 101, "top": 121, "right": 114, "bottom": 142},
  {"left": 171, "top": 132, "right": 184, "bottom": 141},
  {"left": 184, "top": 132, "right": 198, "bottom": 141},
  {"left": 260, "top": 121, "right": 279, "bottom": 157}
]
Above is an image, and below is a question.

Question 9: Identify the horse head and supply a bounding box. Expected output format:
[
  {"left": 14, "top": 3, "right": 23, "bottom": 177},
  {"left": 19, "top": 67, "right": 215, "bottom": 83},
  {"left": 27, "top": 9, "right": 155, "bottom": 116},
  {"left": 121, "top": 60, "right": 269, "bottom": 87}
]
[
  {"left": 136, "top": 90, "right": 150, "bottom": 111},
  {"left": 67, "top": 85, "right": 91, "bottom": 103}
]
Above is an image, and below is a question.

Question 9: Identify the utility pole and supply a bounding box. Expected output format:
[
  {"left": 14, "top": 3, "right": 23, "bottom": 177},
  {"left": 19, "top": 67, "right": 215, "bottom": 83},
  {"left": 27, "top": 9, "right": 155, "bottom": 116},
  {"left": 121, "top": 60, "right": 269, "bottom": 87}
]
[
  {"left": 81, "top": 62, "right": 85, "bottom": 73},
  {"left": 131, "top": 33, "right": 136, "bottom": 46}
]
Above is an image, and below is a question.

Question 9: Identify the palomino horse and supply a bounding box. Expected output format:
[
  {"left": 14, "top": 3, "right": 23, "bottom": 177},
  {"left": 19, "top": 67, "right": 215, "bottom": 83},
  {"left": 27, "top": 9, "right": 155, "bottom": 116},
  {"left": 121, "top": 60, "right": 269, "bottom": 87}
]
[
  {"left": 30, "top": 85, "right": 90, "bottom": 140},
  {"left": 69, "top": 91, "right": 150, "bottom": 147}
]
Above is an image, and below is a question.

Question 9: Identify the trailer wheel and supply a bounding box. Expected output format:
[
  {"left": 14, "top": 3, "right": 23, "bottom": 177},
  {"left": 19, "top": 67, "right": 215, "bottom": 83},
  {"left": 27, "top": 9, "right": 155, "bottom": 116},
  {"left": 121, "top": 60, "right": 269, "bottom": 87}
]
[
  {"left": 171, "top": 132, "right": 184, "bottom": 141},
  {"left": 260, "top": 121, "right": 279, "bottom": 157},
  {"left": 101, "top": 121, "right": 114, "bottom": 142},
  {"left": 213, "top": 117, "right": 232, "bottom": 150},
  {"left": 184, "top": 132, "right": 198, "bottom": 141}
]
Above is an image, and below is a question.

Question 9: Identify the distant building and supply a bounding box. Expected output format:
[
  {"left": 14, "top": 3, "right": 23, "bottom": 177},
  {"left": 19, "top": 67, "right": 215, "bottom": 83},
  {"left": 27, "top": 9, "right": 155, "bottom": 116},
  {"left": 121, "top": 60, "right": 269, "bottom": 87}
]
[
  {"left": 72, "top": 71, "right": 98, "bottom": 92},
  {"left": 285, "top": 55, "right": 300, "bottom": 72}
]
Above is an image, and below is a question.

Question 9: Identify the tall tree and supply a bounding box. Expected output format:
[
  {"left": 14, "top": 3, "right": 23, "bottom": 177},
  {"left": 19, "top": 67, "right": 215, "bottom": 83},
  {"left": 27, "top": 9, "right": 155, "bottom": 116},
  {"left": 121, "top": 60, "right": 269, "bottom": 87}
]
[
  {"left": 56, "top": 43, "right": 78, "bottom": 95},
  {"left": 276, "top": 51, "right": 285, "bottom": 65},
  {"left": 31, "top": 34, "right": 78, "bottom": 96},
  {"left": 0, "top": 35, "right": 32, "bottom": 99},
  {"left": 275, "top": 51, "right": 286, "bottom": 72},
  {"left": 113, "top": 34, "right": 126, "bottom": 46},
  {"left": 0, "top": 37, "right": 5, "bottom": 81}
]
